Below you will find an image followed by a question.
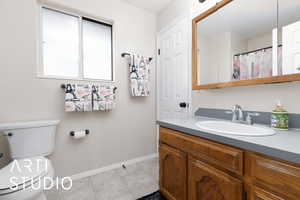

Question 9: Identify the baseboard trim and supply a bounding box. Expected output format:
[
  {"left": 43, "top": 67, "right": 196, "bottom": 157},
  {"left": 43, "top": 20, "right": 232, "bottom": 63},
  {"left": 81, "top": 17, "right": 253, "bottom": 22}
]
[{"left": 70, "top": 153, "right": 158, "bottom": 181}]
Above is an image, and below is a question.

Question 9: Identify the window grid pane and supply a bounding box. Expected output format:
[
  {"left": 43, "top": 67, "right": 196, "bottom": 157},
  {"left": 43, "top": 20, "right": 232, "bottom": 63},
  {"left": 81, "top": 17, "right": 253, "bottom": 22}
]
[
  {"left": 42, "top": 8, "right": 80, "bottom": 78},
  {"left": 82, "top": 18, "right": 113, "bottom": 81}
]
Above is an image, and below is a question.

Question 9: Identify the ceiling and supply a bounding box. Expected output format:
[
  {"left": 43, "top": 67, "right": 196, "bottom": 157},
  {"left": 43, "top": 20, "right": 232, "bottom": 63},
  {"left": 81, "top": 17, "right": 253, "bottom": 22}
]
[{"left": 123, "top": 0, "right": 172, "bottom": 13}]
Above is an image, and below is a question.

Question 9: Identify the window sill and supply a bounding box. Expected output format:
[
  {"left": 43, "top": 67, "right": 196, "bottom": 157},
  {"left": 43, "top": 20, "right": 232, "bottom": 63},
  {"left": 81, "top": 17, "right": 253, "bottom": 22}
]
[{"left": 36, "top": 75, "right": 115, "bottom": 83}]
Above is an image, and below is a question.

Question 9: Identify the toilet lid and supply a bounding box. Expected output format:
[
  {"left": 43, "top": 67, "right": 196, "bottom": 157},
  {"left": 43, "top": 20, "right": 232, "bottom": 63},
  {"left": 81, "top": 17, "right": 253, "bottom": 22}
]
[{"left": 0, "top": 157, "right": 49, "bottom": 191}]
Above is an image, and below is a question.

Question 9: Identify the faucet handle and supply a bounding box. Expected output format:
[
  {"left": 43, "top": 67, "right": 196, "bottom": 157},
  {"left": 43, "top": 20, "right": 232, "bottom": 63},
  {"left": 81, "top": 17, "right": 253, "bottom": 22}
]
[
  {"left": 247, "top": 112, "right": 260, "bottom": 117},
  {"left": 246, "top": 112, "right": 260, "bottom": 125}
]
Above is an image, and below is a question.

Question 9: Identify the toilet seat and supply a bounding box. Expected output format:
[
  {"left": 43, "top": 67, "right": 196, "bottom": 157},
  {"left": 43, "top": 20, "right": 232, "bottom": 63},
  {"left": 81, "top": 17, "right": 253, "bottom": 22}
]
[{"left": 0, "top": 157, "right": 52, "bottom": 196}]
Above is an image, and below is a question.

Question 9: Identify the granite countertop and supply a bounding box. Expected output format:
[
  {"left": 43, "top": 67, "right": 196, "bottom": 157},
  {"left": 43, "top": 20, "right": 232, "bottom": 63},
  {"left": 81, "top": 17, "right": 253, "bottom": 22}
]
[{"left": 157, "top": 116, "right": 300, "bottom": 165}]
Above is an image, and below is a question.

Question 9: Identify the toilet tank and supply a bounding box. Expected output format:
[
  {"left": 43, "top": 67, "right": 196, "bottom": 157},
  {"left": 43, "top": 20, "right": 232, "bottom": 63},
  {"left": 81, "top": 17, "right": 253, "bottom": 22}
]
[{"left": 0, "top": 120, "right": 60, "bottom": 159}]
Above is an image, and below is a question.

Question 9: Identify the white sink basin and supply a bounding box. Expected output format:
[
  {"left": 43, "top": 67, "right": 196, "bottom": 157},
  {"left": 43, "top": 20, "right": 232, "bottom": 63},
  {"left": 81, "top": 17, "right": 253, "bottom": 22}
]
[{"left": 195, "top": 121, "right": 276, "bottom": 137}]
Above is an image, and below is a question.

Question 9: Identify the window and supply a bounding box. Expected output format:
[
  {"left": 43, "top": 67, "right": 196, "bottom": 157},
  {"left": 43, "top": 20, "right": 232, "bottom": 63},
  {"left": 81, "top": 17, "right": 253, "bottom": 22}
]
[{"left": 40, "top": 7, "right": 113, "bottom": 81}]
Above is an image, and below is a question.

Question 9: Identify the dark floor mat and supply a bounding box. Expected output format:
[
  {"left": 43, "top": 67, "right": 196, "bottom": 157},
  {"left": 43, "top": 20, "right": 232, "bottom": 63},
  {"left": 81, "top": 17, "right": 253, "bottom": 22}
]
[{"left": 137, "top": 191, "right": 166, "bottom": 200}]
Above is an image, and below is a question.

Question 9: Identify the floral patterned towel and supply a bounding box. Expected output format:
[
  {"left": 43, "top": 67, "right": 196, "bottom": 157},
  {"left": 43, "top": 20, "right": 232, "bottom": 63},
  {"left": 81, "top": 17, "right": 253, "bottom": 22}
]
[
  {"left": 92, "top": 85, "right": 116, "bottom": 112},
  {"left": 129, "top": 54, "right": 151, "bottom": 97},
  {"left": 64, "top": 84, "right": 92, "bottom": 112}
]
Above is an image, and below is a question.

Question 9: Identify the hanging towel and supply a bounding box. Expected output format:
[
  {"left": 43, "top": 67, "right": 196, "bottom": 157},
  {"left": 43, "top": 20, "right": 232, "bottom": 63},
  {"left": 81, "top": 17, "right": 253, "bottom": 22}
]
[
  {"left": 92, "top": 85, "right": 116, "bottom": 112},
  {"left": 64, "top": 84, "right": 92, "bottom": 112},
  {"left": 129, "top": 54, "right": 151, "bottom": 97}
]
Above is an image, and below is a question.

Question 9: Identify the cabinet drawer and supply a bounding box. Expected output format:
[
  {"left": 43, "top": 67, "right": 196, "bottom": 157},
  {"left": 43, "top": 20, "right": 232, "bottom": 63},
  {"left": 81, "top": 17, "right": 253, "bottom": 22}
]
[
  {"left": 160, "top": 127, "right": 244, "bottom": 175},
  {"left": 251, "top": 154, "right": 300, "bottom": 199},
  {"left": 252, "top": 187, "right": 285, "bottom": 200}
]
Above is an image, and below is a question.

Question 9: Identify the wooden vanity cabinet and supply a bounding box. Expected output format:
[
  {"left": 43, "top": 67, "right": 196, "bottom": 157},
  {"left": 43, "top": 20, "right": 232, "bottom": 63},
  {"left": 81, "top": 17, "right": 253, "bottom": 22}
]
[{"left": 159, "top": 127, "right": 300, "bottom": 200}]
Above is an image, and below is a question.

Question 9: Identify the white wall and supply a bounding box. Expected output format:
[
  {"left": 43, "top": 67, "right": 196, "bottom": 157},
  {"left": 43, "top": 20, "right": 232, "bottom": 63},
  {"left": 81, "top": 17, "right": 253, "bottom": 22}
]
[
  {"left": 231, "top": 33, "right": 248, "bottom": 56},
  {"left": 198, "top": 33, "right": 219, "bottom": 84},
  {"left": 158, "top": 0, "right": 300, "bottom": 113},
  {"left": 247, "top": 32, "right": 273, "bottom": 51},
  {"left": 198, "top": 32, "right": 231, "bottom": 84},
  {"left": 0, "top": 0, "right": 157, "bottom": 177},
  {"left": 157, "top": 0, "right": 193, "bottom": 30},
  {"left": 198, "top": 31, "right": 252, "bottom": 84},
  {"left": 218, "top": 32, "right": 232, "bottom": 83}
]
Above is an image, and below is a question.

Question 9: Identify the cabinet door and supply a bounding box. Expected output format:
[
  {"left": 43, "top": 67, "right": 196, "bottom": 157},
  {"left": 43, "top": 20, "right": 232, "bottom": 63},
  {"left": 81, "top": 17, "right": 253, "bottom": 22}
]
[
  {"left": 188, "top": 157, "right": 243, "bottom": 200},
  {"left": 252, "top": 187, "right": 285, "bottom": 200},
  {"left": 159, "top": 144, "right": 187, "bottom": 200}
]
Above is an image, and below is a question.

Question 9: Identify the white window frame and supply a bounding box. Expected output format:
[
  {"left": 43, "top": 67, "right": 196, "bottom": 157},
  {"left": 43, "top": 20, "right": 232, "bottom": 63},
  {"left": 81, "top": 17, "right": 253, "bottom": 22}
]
[{"left": 36, "top": 3, "right": 115, "bottom": 83}]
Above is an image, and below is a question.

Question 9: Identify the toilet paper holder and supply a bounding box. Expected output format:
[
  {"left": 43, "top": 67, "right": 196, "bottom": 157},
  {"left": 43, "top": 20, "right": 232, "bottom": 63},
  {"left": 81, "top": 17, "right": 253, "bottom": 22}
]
[{"left": 70, "top": 130, "right": 90, "bottom": 137}]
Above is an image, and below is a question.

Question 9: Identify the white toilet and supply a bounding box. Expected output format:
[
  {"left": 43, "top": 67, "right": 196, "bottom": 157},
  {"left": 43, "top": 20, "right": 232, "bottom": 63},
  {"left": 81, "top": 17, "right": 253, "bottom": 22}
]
[{"left": 0, "top": 120, "right": 60, "bottom": 200}]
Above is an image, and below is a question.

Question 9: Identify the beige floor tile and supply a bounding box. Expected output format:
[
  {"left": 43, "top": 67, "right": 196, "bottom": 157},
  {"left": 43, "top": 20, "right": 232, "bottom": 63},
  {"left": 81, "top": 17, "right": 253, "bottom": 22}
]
[
  {"left": 60, "top": 178, "right": 96, "bottom": 200},
  {"left": 120, "top": 162, "right": 159, "bottom": 199},
  {"left": 45, "top": 188, "right": 62, "bottom": 200},
  {"left": 55, "top": 158, "right": 159, "bottom": 200},
  {"left": 91, "top": 169, "right": 133, "bottom": 200}
]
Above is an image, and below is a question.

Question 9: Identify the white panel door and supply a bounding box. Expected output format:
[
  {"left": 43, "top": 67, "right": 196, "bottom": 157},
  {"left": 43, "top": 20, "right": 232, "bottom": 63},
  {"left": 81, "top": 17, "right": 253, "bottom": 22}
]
[
  {"left": 157, "top": 17, "right": 191, "bottom": 119},
  {"left": 282, "top": 21, "right": 300, "bottom": 75}
]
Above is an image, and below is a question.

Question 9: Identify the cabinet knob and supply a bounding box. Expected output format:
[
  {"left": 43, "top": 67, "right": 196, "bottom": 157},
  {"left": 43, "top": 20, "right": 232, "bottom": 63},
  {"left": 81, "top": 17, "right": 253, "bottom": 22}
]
[{"left": 179, "top": 102, "right": 188, "bottom": 108}]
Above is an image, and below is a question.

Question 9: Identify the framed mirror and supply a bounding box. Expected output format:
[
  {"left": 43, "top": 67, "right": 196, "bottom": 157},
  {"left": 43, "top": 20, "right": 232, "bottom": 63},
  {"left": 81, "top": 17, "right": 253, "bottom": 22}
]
[{"left": 192, "top": 0, "right": 300, "bottom": 90}]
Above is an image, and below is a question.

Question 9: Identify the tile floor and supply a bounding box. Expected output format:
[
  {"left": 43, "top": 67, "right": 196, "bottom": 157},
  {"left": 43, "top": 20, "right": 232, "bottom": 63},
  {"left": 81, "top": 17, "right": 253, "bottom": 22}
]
[{"left": 46, "top": 158, "right": 159, "bottom": 200}]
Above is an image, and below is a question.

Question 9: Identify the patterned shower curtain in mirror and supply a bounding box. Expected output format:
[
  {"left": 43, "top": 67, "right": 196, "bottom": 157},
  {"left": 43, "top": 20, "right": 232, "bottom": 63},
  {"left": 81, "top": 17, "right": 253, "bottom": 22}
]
[{"left": 232, "top": 46, "right": 282, "bottom": 80}]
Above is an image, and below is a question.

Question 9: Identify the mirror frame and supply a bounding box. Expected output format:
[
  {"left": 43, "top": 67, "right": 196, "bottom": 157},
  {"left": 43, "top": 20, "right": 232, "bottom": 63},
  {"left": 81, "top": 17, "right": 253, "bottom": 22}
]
[{"left": 192, "top": 0, "right": 300, "bottom": 90}]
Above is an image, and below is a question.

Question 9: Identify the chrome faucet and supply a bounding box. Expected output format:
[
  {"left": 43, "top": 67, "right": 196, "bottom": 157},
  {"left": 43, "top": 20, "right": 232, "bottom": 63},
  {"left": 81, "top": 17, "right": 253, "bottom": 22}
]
[
  {"left": 226, "top": 104, "right": 244, "bottom": 122},
  {"left": 236, "top": 105, "right": 244, "bottom": 121},
  {"left": 226, "top": 105, "right": 260, "bottom": 125}
]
